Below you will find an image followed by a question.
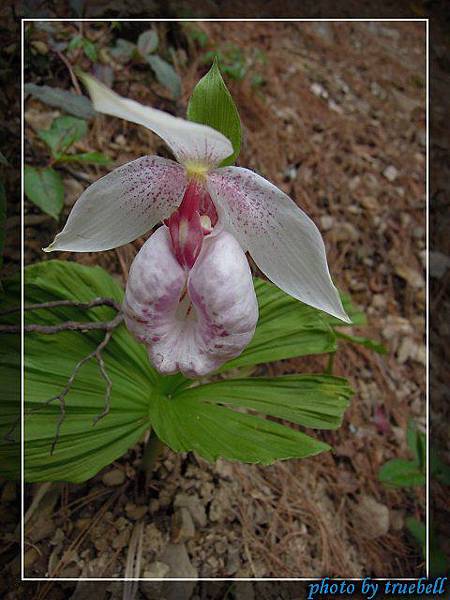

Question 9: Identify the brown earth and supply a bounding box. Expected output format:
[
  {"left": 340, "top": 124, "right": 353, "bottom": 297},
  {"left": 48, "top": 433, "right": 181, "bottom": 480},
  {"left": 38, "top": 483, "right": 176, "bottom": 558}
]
[{"left": 2, "top": 18, "right": 428, "bottom": 596}]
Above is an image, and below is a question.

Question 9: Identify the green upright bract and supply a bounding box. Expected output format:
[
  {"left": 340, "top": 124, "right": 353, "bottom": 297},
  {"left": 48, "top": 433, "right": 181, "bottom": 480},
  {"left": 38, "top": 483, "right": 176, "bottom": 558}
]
[{"left": 187, "top": 57, "right": 241, "bottom": 166}]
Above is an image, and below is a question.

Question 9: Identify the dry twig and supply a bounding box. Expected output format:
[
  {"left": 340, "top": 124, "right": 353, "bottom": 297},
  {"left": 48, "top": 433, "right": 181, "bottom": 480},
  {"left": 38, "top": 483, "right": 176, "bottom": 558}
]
[
  {"left": 55, "top": 48, "right": 82, "bottom": 95},
  {"left": 1, "top": 297, "right": 124, "bottom": 453},
  {"left": 1, "top": 297, "right": 122, "bottom": 315},
  {"left": 35, "top": 483, "right": 128, "bottom": 598},
  {"left": 0, "top": 296, "right": 122, "bottom": 331},
  {"left": 123, "top": 521, "right": 144, "bottom": 599}
]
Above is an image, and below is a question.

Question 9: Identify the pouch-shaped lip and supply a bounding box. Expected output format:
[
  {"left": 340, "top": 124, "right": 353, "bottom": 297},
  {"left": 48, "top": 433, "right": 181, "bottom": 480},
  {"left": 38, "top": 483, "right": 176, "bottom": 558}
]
[{"left": 123, "top": 226, "right": 258, "bottom": 378}]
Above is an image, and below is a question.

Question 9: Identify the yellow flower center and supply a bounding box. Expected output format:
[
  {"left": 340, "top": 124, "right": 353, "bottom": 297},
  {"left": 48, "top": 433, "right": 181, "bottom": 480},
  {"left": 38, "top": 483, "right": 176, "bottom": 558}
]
[{"left": 185, "top": 161, "right": 209, "bottom": 181}]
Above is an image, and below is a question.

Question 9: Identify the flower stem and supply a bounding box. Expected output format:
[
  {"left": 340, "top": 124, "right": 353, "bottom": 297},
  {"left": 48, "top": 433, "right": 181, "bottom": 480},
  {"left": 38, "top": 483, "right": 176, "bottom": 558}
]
[{"left": 140, "top": 429, "right": 165, "bottom": 485}]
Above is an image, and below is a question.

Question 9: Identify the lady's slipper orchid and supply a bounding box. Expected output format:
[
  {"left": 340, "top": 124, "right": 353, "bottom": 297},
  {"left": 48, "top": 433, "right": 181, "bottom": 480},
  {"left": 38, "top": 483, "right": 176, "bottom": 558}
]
[{"left": 45, "top": 75, "right": 350, "bottom": 377}]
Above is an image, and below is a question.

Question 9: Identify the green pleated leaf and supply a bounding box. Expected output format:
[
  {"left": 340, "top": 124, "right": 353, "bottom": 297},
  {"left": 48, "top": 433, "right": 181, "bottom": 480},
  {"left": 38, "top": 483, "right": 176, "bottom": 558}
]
[
  {"left": 9, "top": 260, "right": 181, "bottom": 483},
  {"left": 24, "top": 166, "right": 64, "bottom": 220},
  {"left": 3, "top": 260, "right": 362, "bottom": 479},
  {"left": 148, "top": 388, "right": 329, "bottom": 465},
  {"left": 187, "top": 58, "right": 241, "bottom": 167},
  {"left": 1, "top": 286, "right": 24, "bottom": 480},
  {"left": 324, "top": 293, "right": 385, "bottom": 355},
  {"left": 0, "top": 334, "right": 20, "bottom": 480},
  {"left": 179, "top": 375, "right": 352, "bottom": 430},
  {"left": 325, "top": 292, "right": 366, "bottom": 327},
  {"left": 222, "top": 278, "right": 336, "bottom": 371},
  {"left": 335, "top": 331, "right": 387, "bottom": 355},
  {"left": 379, "top": 458, "right": 425, "bottom": 488}
]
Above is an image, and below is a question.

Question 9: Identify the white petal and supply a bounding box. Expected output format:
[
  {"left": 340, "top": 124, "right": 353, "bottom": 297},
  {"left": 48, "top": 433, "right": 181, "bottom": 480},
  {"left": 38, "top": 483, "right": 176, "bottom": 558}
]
[
  {"left": 123, "top": 227, "right": 258, "bottom": 378},
  {"left": 207, "top": 167, "right": 350, "bottom": 322},
  {"left": 81, "top": 74, "right": 233, "bottom": 168},
  {"left": 45, "top": 156, "right": 186, "bottom": 252}
]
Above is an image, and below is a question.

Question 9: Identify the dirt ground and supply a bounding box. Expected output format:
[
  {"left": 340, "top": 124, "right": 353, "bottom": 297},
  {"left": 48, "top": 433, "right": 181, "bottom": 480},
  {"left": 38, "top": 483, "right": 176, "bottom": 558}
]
[{"left": 2, "top": 17, "right": 429, "bottom": 596}]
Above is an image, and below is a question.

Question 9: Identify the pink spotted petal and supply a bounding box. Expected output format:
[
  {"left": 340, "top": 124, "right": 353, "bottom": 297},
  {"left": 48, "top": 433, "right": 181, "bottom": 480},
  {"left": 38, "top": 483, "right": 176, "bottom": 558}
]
[
  {"left": 187, "top": 229, "right": 259, "bottom": 373},
  {"left": 45, "top": 156, "right": 186, "bottom": 252},
  {"left": 207, "top": 166, "right": 350, "bottom": 323},
  {"left": 123, "top": 226, "right": 258, "bottom": 378},
  {"left": 123, "top": 226, "right": 186, "bottom": 357}
]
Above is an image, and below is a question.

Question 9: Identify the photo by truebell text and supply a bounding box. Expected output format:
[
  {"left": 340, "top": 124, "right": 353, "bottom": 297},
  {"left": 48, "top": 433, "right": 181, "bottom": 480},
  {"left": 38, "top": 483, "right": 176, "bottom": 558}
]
[{"left": 306, "top": 577, "right": 448, "bottom": 599}]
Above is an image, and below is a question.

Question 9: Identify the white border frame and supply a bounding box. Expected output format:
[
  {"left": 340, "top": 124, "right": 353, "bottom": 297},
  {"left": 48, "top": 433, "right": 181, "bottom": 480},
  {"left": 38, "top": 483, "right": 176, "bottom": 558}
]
[{"left": 20, "top": 17, "right": 430, "bottom": 583}]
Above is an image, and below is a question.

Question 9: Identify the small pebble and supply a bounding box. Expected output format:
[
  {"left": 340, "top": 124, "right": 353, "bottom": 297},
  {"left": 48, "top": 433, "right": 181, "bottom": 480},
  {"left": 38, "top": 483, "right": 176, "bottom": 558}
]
[
  {"left": 383, "top": 165, "right": 398, "bottom": 182},
  {"left": 171, "top": 507, "right": 195, "bottom": 543},
  {"left": 319, "top": 215, "right": 334, "bottom": 231},
  {"left": 102, "top": 469, "right": 125, "bottom": 487},
  {"left": 125, "top": 503, "right": 148, "bottom": 520},
  {"left": 310, "top": 82, "right": 328, "bottom": 98},
  {"left": 143, "top": 561, "right": 170, "bottom": 579}
]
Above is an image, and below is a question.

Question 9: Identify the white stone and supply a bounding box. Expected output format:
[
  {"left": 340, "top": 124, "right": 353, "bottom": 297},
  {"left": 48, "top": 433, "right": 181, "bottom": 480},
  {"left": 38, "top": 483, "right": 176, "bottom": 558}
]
[
  {"left": 319, "top": 215, "right": 334, "bottom": 231},
  {"left": 383, "top": 165, "right": 398, "bottom": 182}
]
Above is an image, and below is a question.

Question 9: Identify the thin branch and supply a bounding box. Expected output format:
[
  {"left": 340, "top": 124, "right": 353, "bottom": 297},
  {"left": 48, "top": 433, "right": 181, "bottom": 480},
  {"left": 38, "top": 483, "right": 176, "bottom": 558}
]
[
  {"left": 3, "top": 306, "right": 124, "bottom": 453},
  {"left": 0, "top": 297, "right": 122, "bottom": 316},
  {"left": 1, "top": 317, "right": 121, "bottom": 335},
  {"left": 123, "top": 521, "right": 144, "bottom": 599},
  {"left": 59, "top": 165, "right": 96, "bottom": 184},
  {"left": 93, "top": 330, "right": 114, "bottom": 426},
  {"left": 43, "top": 320, "right": 121, "bottom": 455},
  {"left": 55, "top": 49, "right": 82, "bottom": 95},
  {"left": 0, "top": 298, "right": 123, "bottom": 334}
]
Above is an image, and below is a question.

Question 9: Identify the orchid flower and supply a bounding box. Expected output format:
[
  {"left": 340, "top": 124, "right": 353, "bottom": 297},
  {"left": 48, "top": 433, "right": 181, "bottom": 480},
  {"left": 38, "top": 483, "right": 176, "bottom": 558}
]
[{"left": 45, "top": 75, "right": 349, "bottom": 377}]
